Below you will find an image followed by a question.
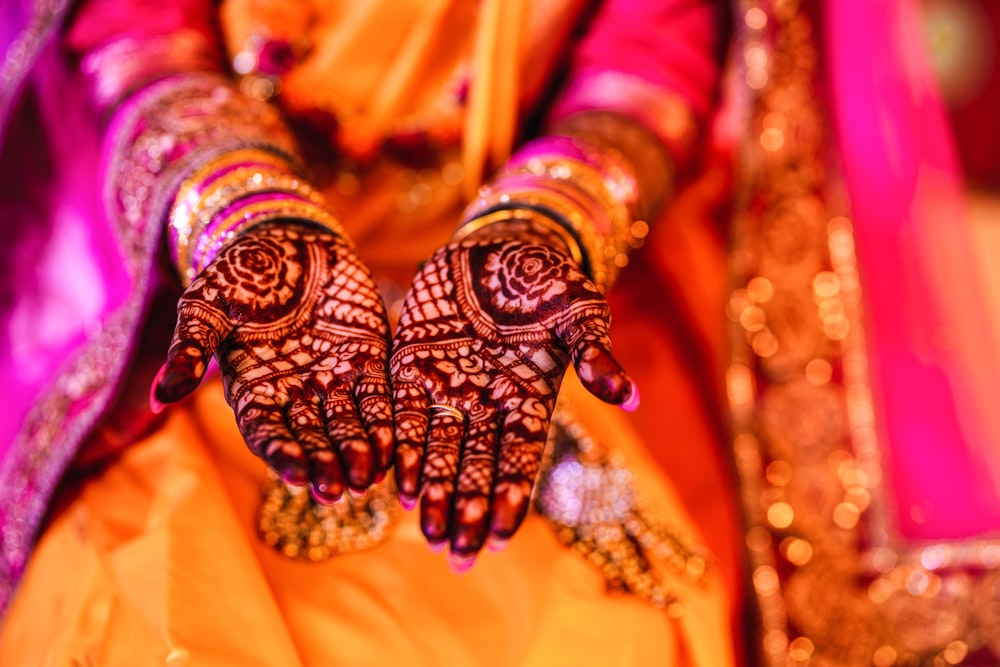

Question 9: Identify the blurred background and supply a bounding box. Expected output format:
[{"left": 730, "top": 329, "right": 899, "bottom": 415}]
[{"left": 921, "top": 0, "right": 1000, "bottom": 337}]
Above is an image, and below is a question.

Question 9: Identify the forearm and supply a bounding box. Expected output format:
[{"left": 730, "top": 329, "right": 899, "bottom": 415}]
[
  {"left": 459, "top": 0, "right": 724, "bottom": 290},
  {"left": 65, "top": 1, "right": 347, "bottom": 288},
  {"left": 550, "top": 111, "right": 676, "bottom": 225}
]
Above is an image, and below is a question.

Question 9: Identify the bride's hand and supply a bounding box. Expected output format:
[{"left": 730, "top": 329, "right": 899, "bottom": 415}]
[
  {"left": 153, "top": 222, "right": 393, "bottom": 503},
  {"left": 390, "top": 218, "right": 637, "bottom": 570}
]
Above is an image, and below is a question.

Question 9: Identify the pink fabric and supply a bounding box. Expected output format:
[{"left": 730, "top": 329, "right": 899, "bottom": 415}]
[
  {"left": 563, "top": 0, "right": 724, "bottom": 117},
  {"left": 64, "top": 0, "right": 217, "bottom": 56},
  {"left": 548, "top": 0, "right": 725, "bottom": 168},
  {"left": 827, "top": 0, "right": 1000, "bottom": 540},
  {"left": 0, "top": 0, "right": 219, "bottom": 456}
]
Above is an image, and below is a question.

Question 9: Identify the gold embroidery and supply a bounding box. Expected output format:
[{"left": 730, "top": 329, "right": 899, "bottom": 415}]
[
  {"left": 258, "top": 473, "right": 400, "bottom": 560},
  {"left": 728, "top": 1, "right": 1000, "bottom": 664},
  {"left": 535, "top": 407, "right": 710, "bottom": 615},
  {"left": 257, "top": 402, "right": 711, "bottom": 614}
]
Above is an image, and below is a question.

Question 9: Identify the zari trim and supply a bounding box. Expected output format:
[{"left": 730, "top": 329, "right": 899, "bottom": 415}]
[
  {"left": 535, "top": 406, "right": 710, "bottom": 615},
  {"left": 258, "top": 473, "right": 400, "bottom": 560},
  {"left": 102, "top": 72, "right": 302, "bottom": 271},
  {"left": 727, "top": 1, "right": 1000, "bottom": 664},
  {"left": 257, "top": 402, "right": 711, "bottom": 615},
  {"left": 0, "top": 0, "right": 71, "bottom": 137}
]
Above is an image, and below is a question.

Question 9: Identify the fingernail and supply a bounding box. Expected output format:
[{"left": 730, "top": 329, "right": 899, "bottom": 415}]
[
  {"left": 428, "top": 540, "right": 447, "bottom": 553},
  {"left": 486, "top": 535, "right": 509, "bottom": 553},
  {"left": 348, "top": 487, "right": 366, "bottom": 500},
  {"left": 374, "top": 470, "right": 386, "bottom": 485},
  {"left": 448, "top": 551, "right": 476, "bottom": 574},
  {"left": 620, "top": 380, "right": 640, "bottom": 412},
  {"left": 399, "top": 494, "right": 417, "bottom": 511},
  {"left": 149, "top": 364, "right": 168, "bottom": 415},
  {"left": 310, "top": 485, "right": 343, "bottom": 506}
]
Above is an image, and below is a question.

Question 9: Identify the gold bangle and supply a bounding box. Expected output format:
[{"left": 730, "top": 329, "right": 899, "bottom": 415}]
[
  {"left": 499, "top": 158, "right": 636, "bottom": 286},
  {"left": 169, "top": 148, "right": 347, "bottom": 285},
  {"left": 188, "top": 197, "right": 347, "bottom": 279},
  {"left": 462, "top": 183, "right": 614, "bottom": 289},
  {"left": 453, "top": 208, "right": 586, "bottom": 270}
]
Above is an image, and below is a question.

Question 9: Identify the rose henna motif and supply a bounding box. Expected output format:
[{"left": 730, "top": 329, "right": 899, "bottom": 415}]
[
  {"left": 154, "top": 222, "right": 393, "bottom": 503},
  {"left": 390, "top": 222, "right": 637, "bottom": 571}
]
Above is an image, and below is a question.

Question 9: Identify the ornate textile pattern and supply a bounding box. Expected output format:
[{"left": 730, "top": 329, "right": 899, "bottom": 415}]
[
  {"left": 0, "top": 309, "right": 139, "bottom": 617},
  {"left": 390, "top": 219, "right": 633, "bottom": 562},
  {"left": 535, "top": 407, "right": 710, "bottom": 614},
  {"left": 258, "top": 470, "right": 400, "bottom": 559},
  {"left": 155, "top": 223, "right": 393, "bottom": 502},
  {"left": 104, "top": 72, "right": 299, "bottom": 268},
  {"left": 727, "top": 1, "right": 1000, "bottom": 665},
  {"left": 0, "top": 0, "right": 71, "bottom": 133}
]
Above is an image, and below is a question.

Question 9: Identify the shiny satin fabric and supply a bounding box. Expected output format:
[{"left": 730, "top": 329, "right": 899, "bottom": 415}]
[{"left": 0, "top": 374, "right": 733, "bottom": 666}]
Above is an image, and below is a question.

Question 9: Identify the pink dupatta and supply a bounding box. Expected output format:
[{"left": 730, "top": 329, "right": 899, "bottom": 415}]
[{"left": 827, "top": 0, "right": 1000, "bottom": 541}]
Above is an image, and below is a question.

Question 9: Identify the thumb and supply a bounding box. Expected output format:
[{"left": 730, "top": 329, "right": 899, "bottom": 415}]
[
  {"left": 151, "top": 293, "right": 234, "bottom": 411},
  {"left": 559, "top": 316, "right": 639, "bottom": 411}
]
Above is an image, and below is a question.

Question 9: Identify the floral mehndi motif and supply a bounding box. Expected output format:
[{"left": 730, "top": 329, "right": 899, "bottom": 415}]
[
  {"left": 390, "top": 218, "right": 637, "bottom": 570},
  {"left": 154, "top": 223, "right": 393, "bottom": 503},
  {"left": 210, "top": 232, "right": 302, "bottom": 314},
  {"left": 484, "top": 243, "right": 581, "bottom": 313}
]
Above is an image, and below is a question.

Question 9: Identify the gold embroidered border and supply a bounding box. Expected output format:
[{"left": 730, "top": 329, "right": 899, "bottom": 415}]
[{"left": 726, "top": 1, "right": 1000, "bottom": 665}]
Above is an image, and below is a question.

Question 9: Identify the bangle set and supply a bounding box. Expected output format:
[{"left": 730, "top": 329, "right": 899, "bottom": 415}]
[
  {"left": 168, "top": 148, "right": 346, "bottom": 286},
  {"left": 452, "top": 207, "right": 586, "bottom": 270},
  {"left": 457, "top": 135, "right": 647, "bottom": 291}
]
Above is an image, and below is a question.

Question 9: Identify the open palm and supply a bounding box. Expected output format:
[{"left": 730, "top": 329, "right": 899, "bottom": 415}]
[
  {"left": 153, "top": 223, "right": 393, "bottom": 503},
  {"left": 390, "top": 228, "right": 635, "bottom": 568}
]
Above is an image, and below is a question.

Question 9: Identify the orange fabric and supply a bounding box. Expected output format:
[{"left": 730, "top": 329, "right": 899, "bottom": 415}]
[{"left": 0, "top": 374, "right": 734, "bottom": 666}]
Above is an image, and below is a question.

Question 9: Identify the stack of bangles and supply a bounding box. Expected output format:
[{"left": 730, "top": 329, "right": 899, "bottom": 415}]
[
  {"left": 168, "top": 147, "right": 347, "bottom": 286},
  {"left": 454, "top": 135, "right": 649, "bottom": 292}
]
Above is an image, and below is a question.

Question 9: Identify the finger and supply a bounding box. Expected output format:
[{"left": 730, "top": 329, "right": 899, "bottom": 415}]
[
  {"left": 152, "top": 287, "right": 233, "bottom": 406},
  {"left": 562, "top": 315, "right": 637, "bottom": 409},
  {"left": 323, "top": 390, "right": 376, "bottom": 492},
  {"left": 419, "top": 409, "right": 465, "bottom": 548},
  {"left": 489, "top": 397, "right": 550, "bottom": 542},
  {"left": 392, "top": 378, "right": 430, "bottom": 507},
  {"left": 238, "top": 400, "right": 310, "bottom": 486},
  {"left": 286, "top": 399, "right": 344, "bottom": 504},
  {"left": 448, "top": 406, "right": 500, "bottom": 571},
  {"left": 354, "top": 369, "right": 394, "bottom": 475}
]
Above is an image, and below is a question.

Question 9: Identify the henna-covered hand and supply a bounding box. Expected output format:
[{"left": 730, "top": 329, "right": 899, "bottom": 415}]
[
  {"left": 390, "top": 220, "right": 638, "bottom": 570},
  {"left": 153, "top": 222, "right": 393, "bottom": 503}
]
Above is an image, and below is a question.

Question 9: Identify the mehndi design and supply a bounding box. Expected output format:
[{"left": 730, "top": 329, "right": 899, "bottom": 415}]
[
  {"left": 154, "top": 223, "right": 393, "bottom": 502},
  {"left": 390, "top": 215, "right": 637, "bottom": 569}
]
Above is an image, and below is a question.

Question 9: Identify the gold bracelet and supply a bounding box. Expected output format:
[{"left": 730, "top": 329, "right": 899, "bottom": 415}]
[
  {"left": 499, "top": 158, "right": 637, "bottom": 285},
  {"left": 452, "top": 208, "right": 586, "bottom": 270},
  {"left": 169, "top": 148, "right": 347, "bottom": 285},
  {"left": 189, "top": 197, "right": 347, "bottom": 278},
  {"left": 462, "top": 182, "right": 617, "bottom": 289}
]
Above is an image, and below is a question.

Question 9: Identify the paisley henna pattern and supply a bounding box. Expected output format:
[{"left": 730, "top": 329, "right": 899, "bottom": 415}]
[
  {"left": 154, "top": 222, "right": 393, "bottom": 502},
  {"left": 390, "top": 218, "right": 637, "bottom": 568}
]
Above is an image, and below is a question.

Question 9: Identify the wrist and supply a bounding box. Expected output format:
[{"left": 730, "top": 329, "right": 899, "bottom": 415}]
[
  {"left": 458, "top": 134, "right": 648, "bottom": 291},
  {"left": 453, "top": 209, "right": 583, "bottom": 267},
  {"left": 168, "top": 148, "right": 346, "bottom": 285}
]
